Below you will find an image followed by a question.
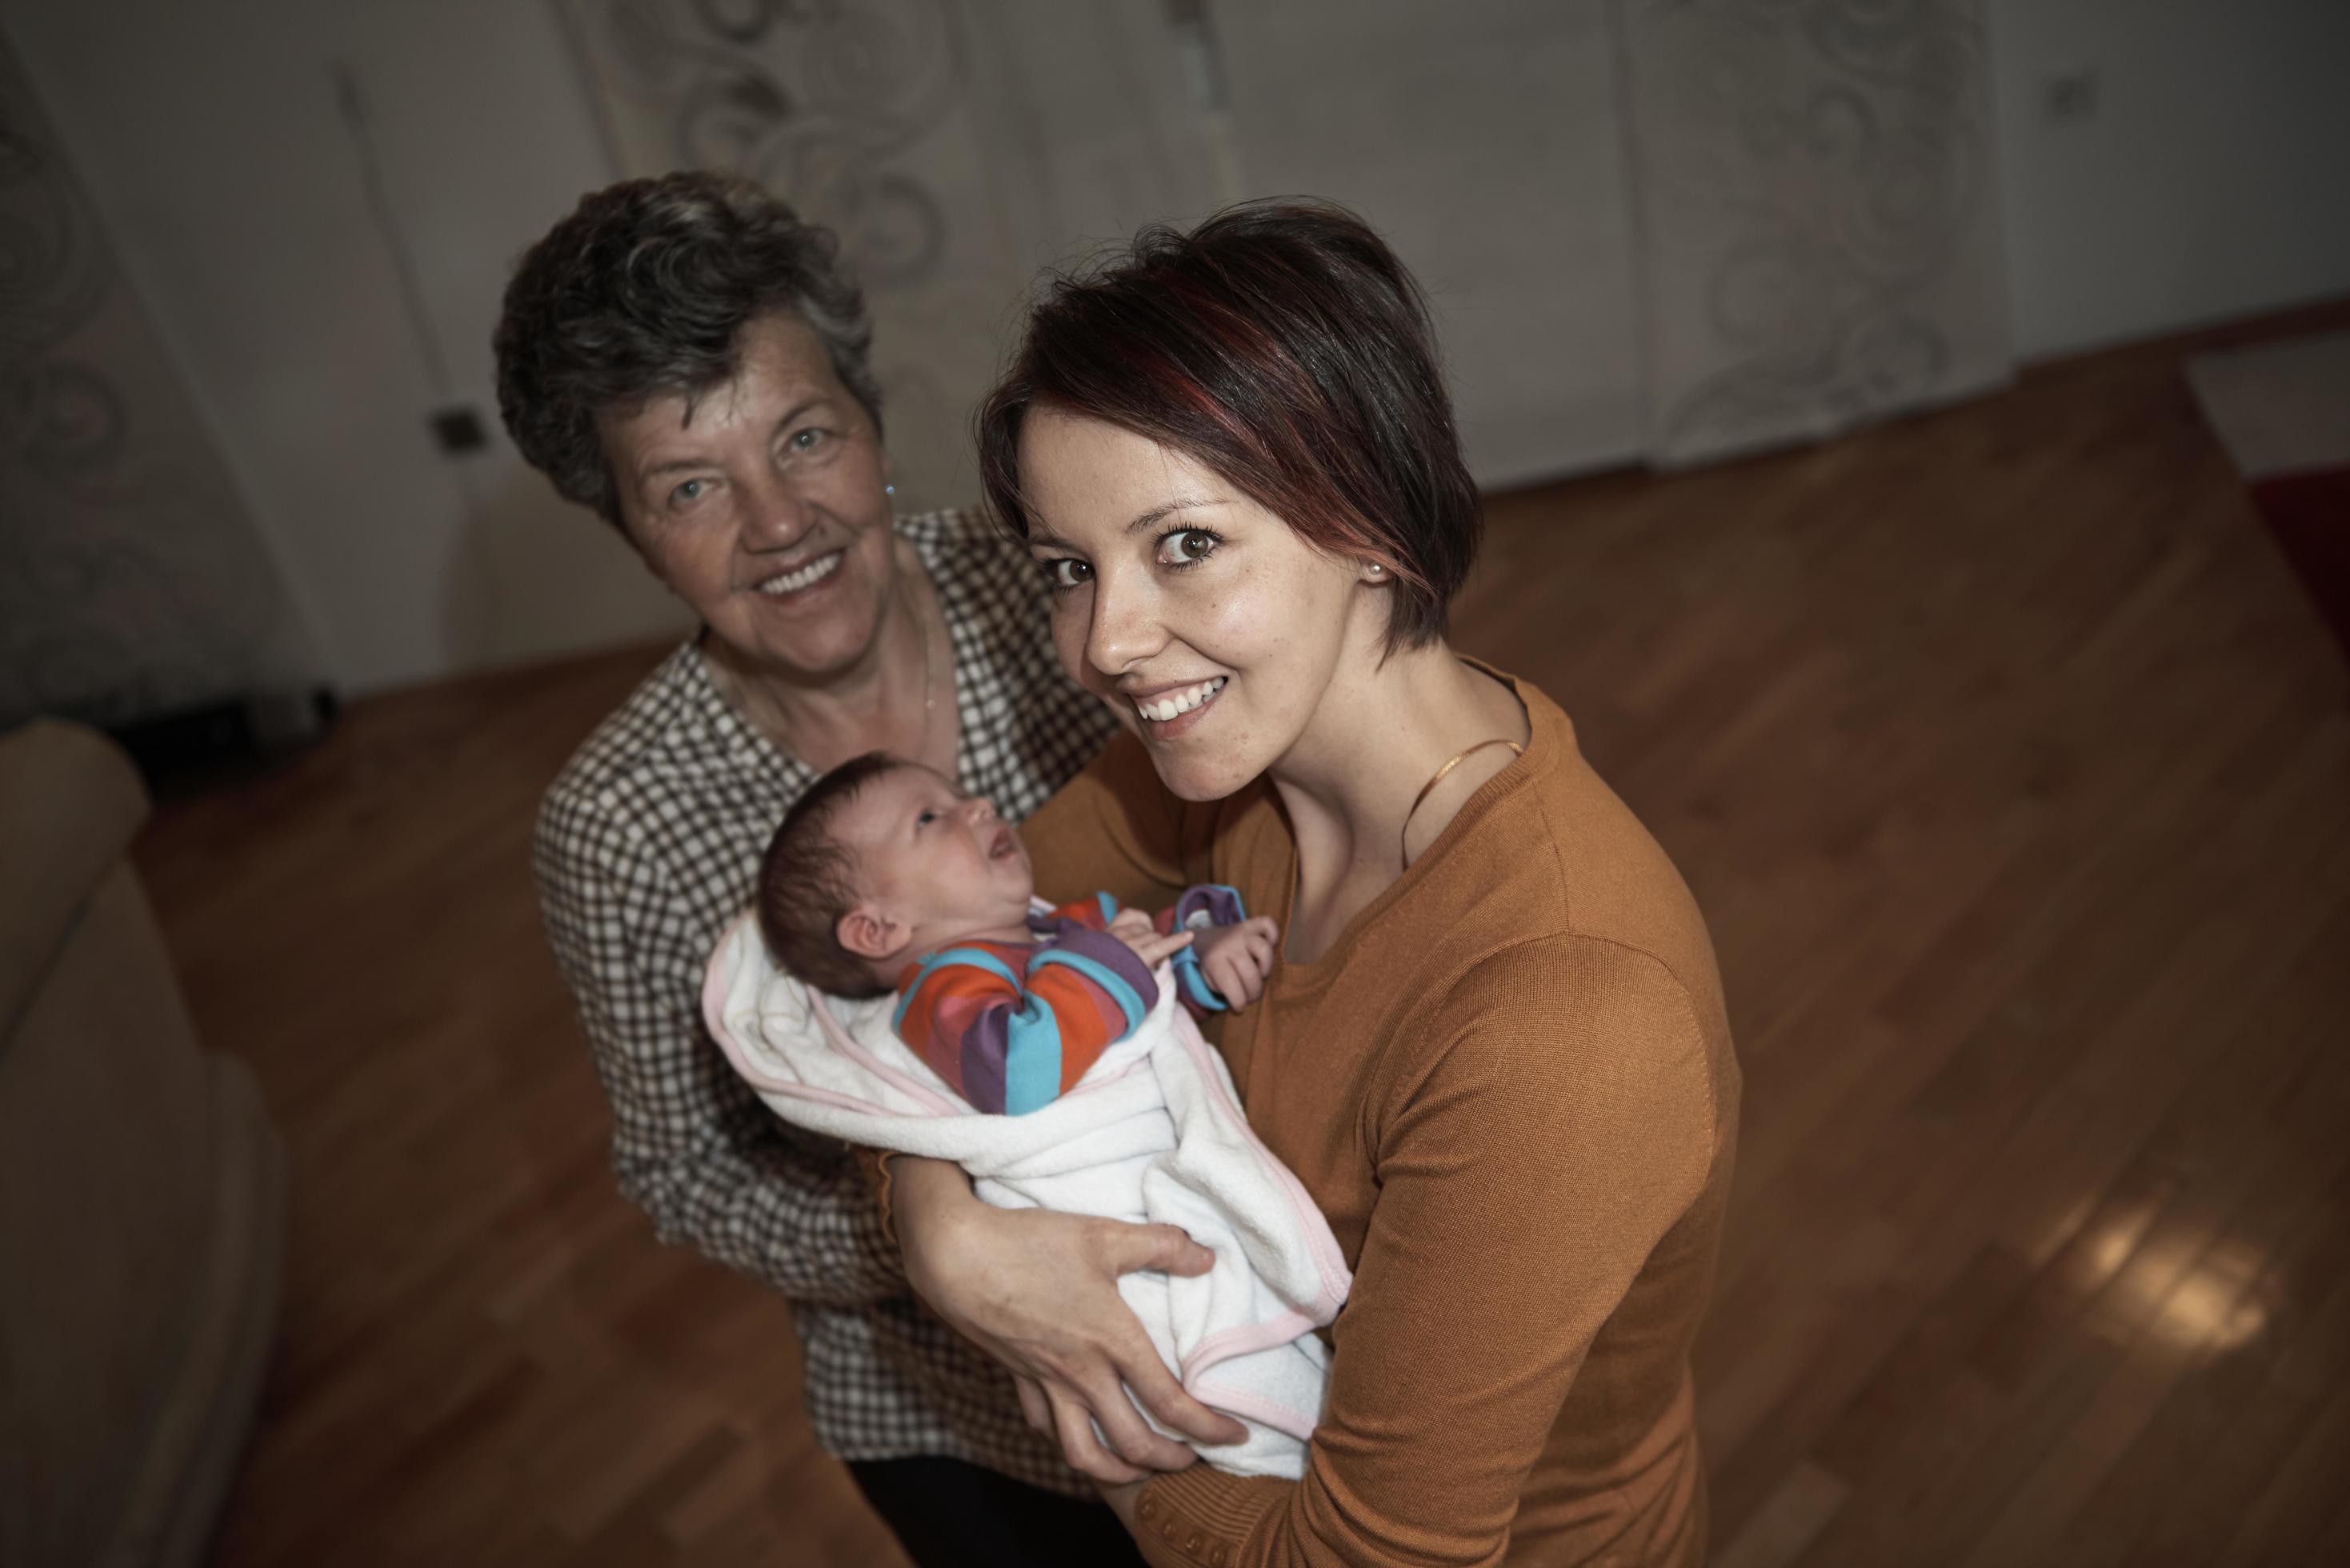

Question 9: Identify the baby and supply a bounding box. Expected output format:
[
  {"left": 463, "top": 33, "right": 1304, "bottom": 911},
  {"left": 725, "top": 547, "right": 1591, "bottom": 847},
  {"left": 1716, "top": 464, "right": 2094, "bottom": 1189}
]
[
  {"left": 757, "top": 750, "right": 1279, "bottom": 1114},
  {"left": 719, "top": 750, "right": 1346, "bottom": 1479}
]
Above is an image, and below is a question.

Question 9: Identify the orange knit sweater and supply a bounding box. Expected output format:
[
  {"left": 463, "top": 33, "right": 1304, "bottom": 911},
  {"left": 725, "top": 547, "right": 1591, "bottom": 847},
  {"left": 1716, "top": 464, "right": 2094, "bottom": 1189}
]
[{"left": 1023, "top": 668, "right": 1740, "bottom": 1566}]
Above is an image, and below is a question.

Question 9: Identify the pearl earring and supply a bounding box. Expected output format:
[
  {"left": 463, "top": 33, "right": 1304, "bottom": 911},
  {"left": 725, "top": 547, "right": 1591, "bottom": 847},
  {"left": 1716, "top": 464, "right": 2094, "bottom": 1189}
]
[
  {"left": 885, "top": 484, "right": 895, "bottom": 496},
  {"left": 1366, "top": 562, "right": 1386, "bottom": 577}
]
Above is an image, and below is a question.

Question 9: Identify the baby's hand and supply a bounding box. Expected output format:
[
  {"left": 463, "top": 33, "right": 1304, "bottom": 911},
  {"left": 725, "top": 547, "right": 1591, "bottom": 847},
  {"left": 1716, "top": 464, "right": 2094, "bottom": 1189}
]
[
  {"left": 1192, "top": 916, "right": 1280, "bottom": 1010},
  {"left": 1114, "top": 918, "right": 1193, "bottom": 971}
]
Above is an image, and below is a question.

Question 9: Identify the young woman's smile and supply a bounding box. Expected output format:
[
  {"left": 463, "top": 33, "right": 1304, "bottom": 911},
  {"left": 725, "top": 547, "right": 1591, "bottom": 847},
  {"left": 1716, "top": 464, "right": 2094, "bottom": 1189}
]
[{"left": 1126, "top": 674, "right": 1229, "bottom": 734}]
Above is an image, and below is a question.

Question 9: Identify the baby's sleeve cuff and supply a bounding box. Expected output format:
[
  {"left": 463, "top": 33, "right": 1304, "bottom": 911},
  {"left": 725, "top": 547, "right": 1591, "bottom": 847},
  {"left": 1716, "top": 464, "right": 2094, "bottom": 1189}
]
[{"left": 1165, "top": 884, "right": 1249, "bottom": 1011}]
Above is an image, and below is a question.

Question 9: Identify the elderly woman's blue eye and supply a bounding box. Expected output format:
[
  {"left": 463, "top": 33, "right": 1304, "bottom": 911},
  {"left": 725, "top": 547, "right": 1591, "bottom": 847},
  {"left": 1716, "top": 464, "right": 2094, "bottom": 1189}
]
[
  {"left": 790, "top": 428, "right": 830, "bottom": 451},
  {"left": 671, "top": 478, "right": 708, "bottom": 506}
]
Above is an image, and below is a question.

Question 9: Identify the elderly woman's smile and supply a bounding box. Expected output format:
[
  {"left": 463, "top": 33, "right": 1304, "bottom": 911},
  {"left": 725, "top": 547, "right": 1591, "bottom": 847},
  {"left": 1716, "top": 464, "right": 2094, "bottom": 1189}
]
[
  {"left": 599, "top": 310, "right": 900, "bottom": 686},
  {"left": 750, "top": 548, "right": 845, "bottom": 597}
]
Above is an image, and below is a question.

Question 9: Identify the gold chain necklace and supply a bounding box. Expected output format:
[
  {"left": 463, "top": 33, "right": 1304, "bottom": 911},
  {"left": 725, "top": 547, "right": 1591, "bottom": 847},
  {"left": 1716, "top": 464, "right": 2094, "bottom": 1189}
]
[
  {"left": 904, "top": 566, "right": 942, "bottom": 766},
  {"left": 1399, "top": 737, "right": 1523, "bottom": 867}
]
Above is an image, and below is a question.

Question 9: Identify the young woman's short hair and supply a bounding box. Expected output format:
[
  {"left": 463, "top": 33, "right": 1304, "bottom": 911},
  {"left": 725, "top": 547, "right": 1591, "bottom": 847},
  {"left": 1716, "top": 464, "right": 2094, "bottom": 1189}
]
[
  {"left": 976, "top": 199, "right": 1480, "bottom": 654},
  {"left": 494, "top": 170, "right": 883, "bottom": 530}
]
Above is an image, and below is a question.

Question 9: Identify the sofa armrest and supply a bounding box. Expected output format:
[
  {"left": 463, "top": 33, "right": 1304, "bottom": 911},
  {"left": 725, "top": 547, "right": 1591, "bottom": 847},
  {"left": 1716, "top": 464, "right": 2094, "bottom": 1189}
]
[{"left": 0, "top": 720, "right": 151, "bottom": 1039}]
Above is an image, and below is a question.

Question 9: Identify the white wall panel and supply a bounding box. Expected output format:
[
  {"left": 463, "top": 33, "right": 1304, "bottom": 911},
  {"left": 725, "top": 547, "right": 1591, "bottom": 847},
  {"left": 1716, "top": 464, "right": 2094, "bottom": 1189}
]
[
  {"left": 1212, "top": 0, "right": 1650, "bottom": 487},
  {"left": 562, "top": 0, "right": 1221, "bottom": 518},
  {"left": 0, "top": 25, "right": 318, "bottom": 725},
  {"left": 1615, "top": 0, "right": 2014, "bottom": 466},
  {"left": 11, "top": 0, "right": 2345, "bottom": 694},
  {"left": 1987, "top": 0, "right": 2350, "bottom": 360},
  {"left": 7, "top": 0, "right": 687, "bottom": 695}
]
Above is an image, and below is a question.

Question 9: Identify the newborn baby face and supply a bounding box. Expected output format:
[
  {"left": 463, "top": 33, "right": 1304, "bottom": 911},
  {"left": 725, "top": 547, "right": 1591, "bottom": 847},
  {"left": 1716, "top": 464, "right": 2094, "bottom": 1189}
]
[{"left": 835, "top": 764, "right": 1035, "bottom": 961}]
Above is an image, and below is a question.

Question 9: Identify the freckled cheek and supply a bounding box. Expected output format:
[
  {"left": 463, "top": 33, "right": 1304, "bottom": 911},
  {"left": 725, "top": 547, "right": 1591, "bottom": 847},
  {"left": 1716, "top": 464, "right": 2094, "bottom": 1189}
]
[
  {"left": 1191, "top": 568, "right": 1287, "bottom": 675},
  {"left": 1049, "top": 604, "right": 1095, "bottom": 688}
]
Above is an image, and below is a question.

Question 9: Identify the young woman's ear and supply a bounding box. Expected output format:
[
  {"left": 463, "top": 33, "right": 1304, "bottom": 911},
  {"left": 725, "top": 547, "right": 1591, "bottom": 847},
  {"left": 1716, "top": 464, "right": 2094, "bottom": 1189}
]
[{"left": 838, "top": 904, "right": 907, "bottom": 962}]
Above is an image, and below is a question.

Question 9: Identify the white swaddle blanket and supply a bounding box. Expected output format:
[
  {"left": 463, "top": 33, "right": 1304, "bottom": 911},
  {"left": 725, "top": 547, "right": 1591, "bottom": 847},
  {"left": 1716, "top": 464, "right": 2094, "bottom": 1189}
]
[{"left": 701, "top": 906, "right": 1351, "bottom": 1478}]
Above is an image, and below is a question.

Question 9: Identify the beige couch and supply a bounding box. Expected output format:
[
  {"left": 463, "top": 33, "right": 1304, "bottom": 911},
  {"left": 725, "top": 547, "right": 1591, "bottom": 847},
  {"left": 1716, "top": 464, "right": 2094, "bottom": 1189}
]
[{"left": 0, "top": 719, "right": 286, "bottom": 1567}]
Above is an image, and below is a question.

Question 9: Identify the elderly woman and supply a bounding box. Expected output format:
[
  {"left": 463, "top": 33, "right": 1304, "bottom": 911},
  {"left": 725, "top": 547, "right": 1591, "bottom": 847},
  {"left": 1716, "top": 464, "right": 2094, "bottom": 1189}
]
[
  {"left": 495, "top": 173, "right": 1214, "bottom": 1566},
  {"left": 885, "top": 202, "right": 1742, "bottom": 1566}
]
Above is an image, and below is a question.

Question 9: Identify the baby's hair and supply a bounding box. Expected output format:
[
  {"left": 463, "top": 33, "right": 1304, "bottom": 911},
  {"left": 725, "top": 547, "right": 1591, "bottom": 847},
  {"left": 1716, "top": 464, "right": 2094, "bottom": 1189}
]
[{"left": 757, "top": 750, "right": 909, "bottom": 998}]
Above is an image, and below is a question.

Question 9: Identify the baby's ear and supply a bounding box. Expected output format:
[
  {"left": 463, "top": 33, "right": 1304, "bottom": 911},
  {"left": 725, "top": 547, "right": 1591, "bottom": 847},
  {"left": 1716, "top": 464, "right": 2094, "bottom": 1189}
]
[{"left": 837, "top": 904, "right": 907, "bottom": 963}]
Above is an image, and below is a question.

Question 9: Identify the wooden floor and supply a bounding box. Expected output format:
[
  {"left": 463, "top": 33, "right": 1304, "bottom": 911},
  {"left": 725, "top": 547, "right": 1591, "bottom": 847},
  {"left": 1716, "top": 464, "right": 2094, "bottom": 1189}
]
[{"left": 139, "top": 301, "right": 2350, "bottom": 1567}]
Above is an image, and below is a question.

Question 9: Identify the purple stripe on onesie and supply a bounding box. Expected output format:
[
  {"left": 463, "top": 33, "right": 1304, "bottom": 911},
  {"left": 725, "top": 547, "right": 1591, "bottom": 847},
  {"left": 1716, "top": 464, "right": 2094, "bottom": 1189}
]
[
  {"left": 960, "top": 1008, "right": 1011, "bottom": 1114},
  {"left": 1039, "top": 921, "right": 1160, "bottom": 1014}
]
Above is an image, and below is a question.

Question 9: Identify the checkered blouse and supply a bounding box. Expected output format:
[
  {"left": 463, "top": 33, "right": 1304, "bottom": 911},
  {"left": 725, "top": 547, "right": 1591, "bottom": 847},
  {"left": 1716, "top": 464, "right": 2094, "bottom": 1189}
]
[{"left": 533, "top": 509, "right": 1119, "bottom": 1490}]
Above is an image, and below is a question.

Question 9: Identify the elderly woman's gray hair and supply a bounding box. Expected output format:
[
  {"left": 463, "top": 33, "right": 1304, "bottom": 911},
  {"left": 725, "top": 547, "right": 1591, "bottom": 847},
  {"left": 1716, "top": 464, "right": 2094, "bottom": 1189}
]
[{"left": 493, "top": 170, "right": 883, "bottom": 529}]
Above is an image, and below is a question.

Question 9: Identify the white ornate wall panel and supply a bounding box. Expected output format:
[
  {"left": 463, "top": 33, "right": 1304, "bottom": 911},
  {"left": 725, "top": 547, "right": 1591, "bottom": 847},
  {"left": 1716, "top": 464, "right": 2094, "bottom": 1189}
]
[
  {"left": 0, "top": 31, "right": 311, "bottom": 728},
  {"left": 560, "top": 0, "right": 1219, "bottom": 515},
  {"left": 1614, "top": 0, "right": 2013, "bottom": 466},
  {"left": 2, "top": 0, "right": 2103, "bottom": 697}
]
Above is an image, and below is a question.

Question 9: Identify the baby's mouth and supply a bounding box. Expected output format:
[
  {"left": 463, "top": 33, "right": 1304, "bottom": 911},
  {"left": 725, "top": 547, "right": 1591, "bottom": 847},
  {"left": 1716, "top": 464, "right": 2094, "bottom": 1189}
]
[{"left": 987, "top": 824, "right": 1020, "bottom": 859}]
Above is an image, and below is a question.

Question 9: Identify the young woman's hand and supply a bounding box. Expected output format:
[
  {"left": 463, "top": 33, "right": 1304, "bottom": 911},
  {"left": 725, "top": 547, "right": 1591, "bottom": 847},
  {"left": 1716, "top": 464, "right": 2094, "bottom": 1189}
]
[{"left": 891, "top": 1157, "right": 1247, "bottom": 1482}]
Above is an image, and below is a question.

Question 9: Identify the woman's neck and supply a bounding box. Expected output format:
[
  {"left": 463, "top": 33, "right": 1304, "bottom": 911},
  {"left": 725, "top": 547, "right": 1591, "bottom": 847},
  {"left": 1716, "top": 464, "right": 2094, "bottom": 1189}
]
[
  {"left": 705, "top": 541, "right": 947, "bottom": 774},
  {"left": 1269, "top": 638, "right": 1529, "bottom": 961}
]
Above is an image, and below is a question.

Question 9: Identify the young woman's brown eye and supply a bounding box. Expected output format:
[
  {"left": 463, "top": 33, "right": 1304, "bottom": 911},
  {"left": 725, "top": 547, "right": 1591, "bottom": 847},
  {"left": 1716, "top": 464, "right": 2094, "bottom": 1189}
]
[{"left": 1157, "top": 528, "right": 1221, "bottom": 568}]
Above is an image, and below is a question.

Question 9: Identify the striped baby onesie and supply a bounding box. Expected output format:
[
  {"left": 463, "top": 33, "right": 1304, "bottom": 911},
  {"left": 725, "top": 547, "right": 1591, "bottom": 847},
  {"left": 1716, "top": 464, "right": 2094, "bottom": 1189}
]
[{"left": 892, "top": 888, "right": 1244, "bottom": 1115}]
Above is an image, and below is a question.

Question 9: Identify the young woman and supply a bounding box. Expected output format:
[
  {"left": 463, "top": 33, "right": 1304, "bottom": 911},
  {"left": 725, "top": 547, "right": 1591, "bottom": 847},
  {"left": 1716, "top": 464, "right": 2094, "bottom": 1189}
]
[{"left": 884, "top": 202, "right": 1742, "bottom": 1565}]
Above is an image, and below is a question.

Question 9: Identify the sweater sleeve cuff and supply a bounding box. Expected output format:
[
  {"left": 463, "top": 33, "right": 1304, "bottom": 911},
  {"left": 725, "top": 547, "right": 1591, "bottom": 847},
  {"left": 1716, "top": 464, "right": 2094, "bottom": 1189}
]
[
  {"left": 1132, "top": 1467, "right": 1289, "bottom": 1566},
  {"left": 853, "top": 1145, "right": 902, "bottom": 1250}
]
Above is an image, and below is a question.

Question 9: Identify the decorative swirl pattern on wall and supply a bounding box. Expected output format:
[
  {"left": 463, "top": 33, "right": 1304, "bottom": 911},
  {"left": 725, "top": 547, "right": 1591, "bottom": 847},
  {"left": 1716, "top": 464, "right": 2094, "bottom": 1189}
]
[
  {"left": 569, "top": 0, "right": 961, "bottom": 287},
  {"left": 562, "top": 0, "right": 1016, "bottom": 514},
  {"left": 0, "top": 39, "right": 291, "bottom": 730},
  {"left": 14, "top": 359, "right": 126, "bottom": 475},
  {"left": 1620, "top": 0, "right": 2009, "bottom": 463},
  {"left": 0, "top": 105, "right": 110, "bottom": 349}
]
